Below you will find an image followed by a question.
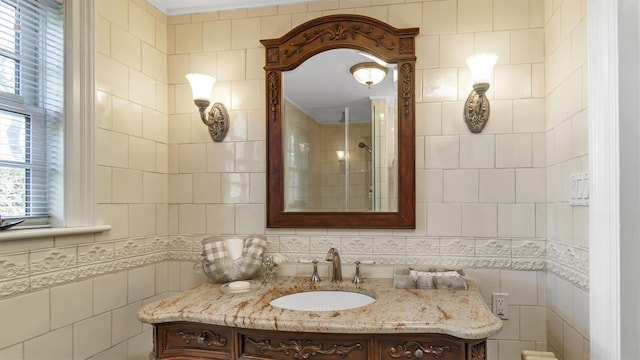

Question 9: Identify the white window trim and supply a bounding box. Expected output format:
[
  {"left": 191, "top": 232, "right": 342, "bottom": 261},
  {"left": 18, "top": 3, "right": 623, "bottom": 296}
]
[
  {"left": 62, "top": 0, "right": 95, "bottom": 227},
  {"left": 588, "top": 0, "right": 640, "bottom": 358},
  {"left": 0, "top": 0, "right": 110, "bottom": 241}
]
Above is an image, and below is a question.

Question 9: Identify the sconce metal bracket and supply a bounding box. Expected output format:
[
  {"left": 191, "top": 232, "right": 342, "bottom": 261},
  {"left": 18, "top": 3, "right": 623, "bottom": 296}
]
[
  {"left": 195, "top": 99, "right": 230, "bottom": 142},
  {"left": 463, "top": 83, "right": 490, "bottom": 133}
]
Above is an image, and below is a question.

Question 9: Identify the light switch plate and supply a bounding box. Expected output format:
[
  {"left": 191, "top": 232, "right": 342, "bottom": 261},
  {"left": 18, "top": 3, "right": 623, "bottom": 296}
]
[{"left": 569, "top": 172, "right": 589, "bottom": 206}]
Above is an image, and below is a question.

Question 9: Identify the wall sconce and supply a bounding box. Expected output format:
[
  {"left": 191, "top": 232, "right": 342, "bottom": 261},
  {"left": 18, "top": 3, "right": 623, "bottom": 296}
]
[
  {"left": 185, "top": 73, "right": 230, "bottom": 142},
  {"left": 464, "top": 53, "right": 498, "bottom": 133},
  {"left": 350, "top": 62, "right": 387, "bottom": 88}
]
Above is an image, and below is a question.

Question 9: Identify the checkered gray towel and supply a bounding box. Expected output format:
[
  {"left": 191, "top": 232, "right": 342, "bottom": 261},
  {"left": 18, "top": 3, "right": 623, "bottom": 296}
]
[
  {"left": 202, "top": 236, "right": 228, "bottom": 263},
  {"left": 243, "top": 235, "right": 267, "bottom": 259},
  {"left": 201, "top": 235, "right": 267, "bottom": 264},
  {"left": 200, "top": 235, "right": 268, "bottom": 282}
]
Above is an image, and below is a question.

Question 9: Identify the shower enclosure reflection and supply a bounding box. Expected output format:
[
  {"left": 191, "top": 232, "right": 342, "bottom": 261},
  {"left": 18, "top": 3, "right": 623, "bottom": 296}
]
[{"left": 282, "top": 49, "right": 398, "bottom": 212}]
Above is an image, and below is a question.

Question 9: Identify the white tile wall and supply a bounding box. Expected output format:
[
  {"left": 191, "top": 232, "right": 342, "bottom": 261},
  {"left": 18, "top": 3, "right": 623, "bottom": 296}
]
[
  {"left": 73, "top": 313, "right": 112, "bottom": 360},
  {"left": 421, "top": 1, "right": 456, "bottom": 35},
  {"left": 496, "top": 134, "right": 533, "bottom": 168},
  {"left": 498, "top": 204, "right": 536, "bottom": 238},
  {"left": 423, "top": 68, "right": 458, "bottom": 102},
  {"left": 0, "top": 3, "right": 178, "bottom": 359},
  {"left": 443, "top": 170, "right": 479, "bottom": 203},
  {"left": 0, "top": 291, "right": 50, "bottom": 349},
  {"left": 94, "top": 272, "right": 128, "bottom": 314},
  {"left": 24, "top": 326, "right": 73, "bottom": 360},
  {"left": 545, "top": 0, "right": 589, "bottom": 358},
  {"left": 128, "top": 265, "right": 156, "bottom": 303},
  {"left": 0, "top": 1, "right": 592, "bottom": 359},
  {"left": 92, "top": 342, "right": 128, "bottom": 360},
  {"left": 460, "top": 135, "right": 495, "bottom": 168},
  {"left": 462, "top": 204, "right": 497, "bottom": 237},
  {"left": 51, "top": 280, "right": 94, "bottom": 329},
  {"left": 426, "top": 203, "right": 461, "bottom": 236},
  {"left": 112, "top": 302, "right": 144, "bottom": 345},
  {"left": 425, "top": 135, "right": 460, "bottom": 169}
]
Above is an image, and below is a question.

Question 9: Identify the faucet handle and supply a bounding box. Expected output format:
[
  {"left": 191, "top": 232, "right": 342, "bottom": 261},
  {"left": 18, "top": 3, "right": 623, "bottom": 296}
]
[
  {"left": 310, "top": 259, "right": 322, "bottom": 283},
  {"left": 352, "top": 260, "right": 362, "bottom": 284}
]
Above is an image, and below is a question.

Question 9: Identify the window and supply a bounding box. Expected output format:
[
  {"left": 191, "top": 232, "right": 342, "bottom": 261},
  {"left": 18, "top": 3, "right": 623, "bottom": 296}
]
[{"left": 0, "top": 0, "right": 64, "bottom": 226}]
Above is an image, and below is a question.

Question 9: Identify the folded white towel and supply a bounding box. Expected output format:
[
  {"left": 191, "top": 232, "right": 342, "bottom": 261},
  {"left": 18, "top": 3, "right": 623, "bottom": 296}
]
[{"left": 225, "top": 238, "right": 245, "bottom": 260}]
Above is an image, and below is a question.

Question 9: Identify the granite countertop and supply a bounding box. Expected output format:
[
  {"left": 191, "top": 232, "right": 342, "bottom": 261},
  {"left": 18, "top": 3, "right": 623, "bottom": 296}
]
[{"left": 137, "top": 277, "right": 503, "bottom": 340}]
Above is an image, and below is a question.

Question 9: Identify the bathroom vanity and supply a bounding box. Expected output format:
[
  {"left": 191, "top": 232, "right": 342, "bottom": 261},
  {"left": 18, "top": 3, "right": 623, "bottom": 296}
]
[{"left": 138, "top": 277, "right": 502, "bottom": 360}]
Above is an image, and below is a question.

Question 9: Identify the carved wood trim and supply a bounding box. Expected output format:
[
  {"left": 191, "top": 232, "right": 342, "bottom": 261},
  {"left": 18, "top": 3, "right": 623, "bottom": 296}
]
[
  {"left": 399, "top": 37, "right": 415, "bottom": 55},
  {"left": 267, "top": 71, "right": 280, "bottom": 123},
  {"left": 387, "top": 341, "right": 451, "bottom": 359},
  {"left": 400, "top": 62, "right": 413, "bottom": 119},
  {"left": 175, "top": 329, "right": 227, "bottom": 347},
  {"left": 261, "top": 14, "right": 417, "bottom": 70},
  {"left": 282, "top": 22, "right": 397, "bottom": 58},
  {"left": 246, "top": 337, "right": 363, "bottom": 359},
  {"left": 470, "top": 341, "right": 487, "bottom": 360}
]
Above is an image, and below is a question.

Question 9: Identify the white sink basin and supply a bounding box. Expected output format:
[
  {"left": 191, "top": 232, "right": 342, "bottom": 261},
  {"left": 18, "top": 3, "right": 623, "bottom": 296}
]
[{"left": 270, "top": 291, "right": 375, "bottom": 311}]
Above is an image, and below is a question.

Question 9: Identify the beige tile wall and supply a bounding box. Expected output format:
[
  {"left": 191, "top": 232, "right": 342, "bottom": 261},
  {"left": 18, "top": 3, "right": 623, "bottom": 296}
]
[
  {"left": 544, "top": 0, "right": 589, "bottom": 359},
  {"left": 0, "top": 0, "right": 590, "bottom": 359},
  {"left": 0, "top": 1, "right": 172, "bottom": 359}
]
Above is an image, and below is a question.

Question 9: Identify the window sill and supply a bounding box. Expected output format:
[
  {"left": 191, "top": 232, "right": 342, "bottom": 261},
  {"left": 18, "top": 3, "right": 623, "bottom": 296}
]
[{"left": 0, "top": 225, "right": 111, "bottom": 242}]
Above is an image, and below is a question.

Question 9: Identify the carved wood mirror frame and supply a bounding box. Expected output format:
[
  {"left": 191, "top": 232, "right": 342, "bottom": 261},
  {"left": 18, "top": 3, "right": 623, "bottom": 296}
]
[{"left": 261, "top": 14, "right": 418, "bottom": 228}]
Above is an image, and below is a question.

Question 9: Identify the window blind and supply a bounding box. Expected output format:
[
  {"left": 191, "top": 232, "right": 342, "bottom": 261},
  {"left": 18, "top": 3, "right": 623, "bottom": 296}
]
[{"left": 0, "top": 0, "right": 63, "bottom": 223}]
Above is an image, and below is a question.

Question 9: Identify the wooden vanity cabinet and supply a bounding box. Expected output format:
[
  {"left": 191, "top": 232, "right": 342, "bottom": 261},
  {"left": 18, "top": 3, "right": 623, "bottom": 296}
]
[{"left": 152, "top": 322, "right": 487, "bottom": 360}]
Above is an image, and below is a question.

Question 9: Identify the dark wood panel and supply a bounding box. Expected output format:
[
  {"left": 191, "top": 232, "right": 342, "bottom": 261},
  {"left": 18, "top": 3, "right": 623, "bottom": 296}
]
[
  {"left": 239, "top": 329, "right": 370, "bottom": 360},
  {"left": 378, "top": 334, "right": 465, "bottom": 360},
  {"left": 151, "top": 322, "right": 487, "bottom": 360},
  {"left": 156, "top": 322, "right": 233, "bottom": 359}
]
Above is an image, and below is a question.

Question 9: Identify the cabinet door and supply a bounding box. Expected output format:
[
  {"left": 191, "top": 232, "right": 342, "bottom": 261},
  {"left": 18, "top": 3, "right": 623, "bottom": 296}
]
[
  {"left": 377, "top": 335, "right": 464, "bottom": 360},
  {"left": 156, "top": 322, "right": 233, "bottom": 359},
  {"left": 239, "top": 330, "right": 370, "bottom": 360}
]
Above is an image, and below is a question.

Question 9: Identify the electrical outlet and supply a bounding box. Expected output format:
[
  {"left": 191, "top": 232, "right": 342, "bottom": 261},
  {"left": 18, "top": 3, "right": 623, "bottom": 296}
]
[{"left": 492, "top": 293, "right": 509, "bottom": 320}]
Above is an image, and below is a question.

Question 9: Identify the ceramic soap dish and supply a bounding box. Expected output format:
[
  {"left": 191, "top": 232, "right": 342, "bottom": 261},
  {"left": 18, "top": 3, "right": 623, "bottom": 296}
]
[{"left": 220, "top": 280, "right": 261, "bottom": 294}]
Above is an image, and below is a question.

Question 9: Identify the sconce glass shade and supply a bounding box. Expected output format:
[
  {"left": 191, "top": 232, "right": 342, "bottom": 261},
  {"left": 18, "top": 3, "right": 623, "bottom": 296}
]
[
  {"left": 185, "top": 73, "right": 229, "bottom": 142},
  {"left": 186, "top": 73, "right": 215, "bottom": 101},
  {"left": 336, "top": 150, "right": 345, "bottom": 160},
  {"left": 464, "top": 53, "right": 498, "bottom": 134},
  {"left": 466, "top": 53, "right": 498, "bottom": 85},
  {"left": 350, "top": 62, "right": 387, "bottom": 87}
]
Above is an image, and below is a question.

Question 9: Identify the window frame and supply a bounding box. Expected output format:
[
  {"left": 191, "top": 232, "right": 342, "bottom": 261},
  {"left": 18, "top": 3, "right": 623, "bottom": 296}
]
[
  {"left": 0, "top": 0, "right": 98, "bottom": 233},
  {"left": 0, "top": 0, "right": 56, "bottom": 225}
]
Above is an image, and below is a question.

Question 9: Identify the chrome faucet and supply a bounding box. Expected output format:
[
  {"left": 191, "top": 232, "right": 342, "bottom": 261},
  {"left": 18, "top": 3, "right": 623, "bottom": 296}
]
[
  {"left": 352, "top": 260, "right": 362, "bottom": 284},
  {"left": 310, "top": 259, "right": 322, "bottom": 283},
  {"left": 325, "top": 248, "right": 342, "bottom": 282}
]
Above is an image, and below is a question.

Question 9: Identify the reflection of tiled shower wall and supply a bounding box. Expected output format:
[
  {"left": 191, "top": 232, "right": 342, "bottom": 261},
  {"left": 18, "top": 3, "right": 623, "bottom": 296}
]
[
  {"left": 283, "top": 100, "right": 322, "bottom": 210},
  {"left": 283, "top": 101, "right": 372, "bottom": 212},
  {"left": 319, "top": 123, "right": 372, "bottom": 211}
]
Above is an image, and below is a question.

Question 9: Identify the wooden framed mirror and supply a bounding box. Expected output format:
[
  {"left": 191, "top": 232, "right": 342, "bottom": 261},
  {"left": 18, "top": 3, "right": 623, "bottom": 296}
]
[{"left": 261, "top": 14, "right": 418, "bottom": 228}]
